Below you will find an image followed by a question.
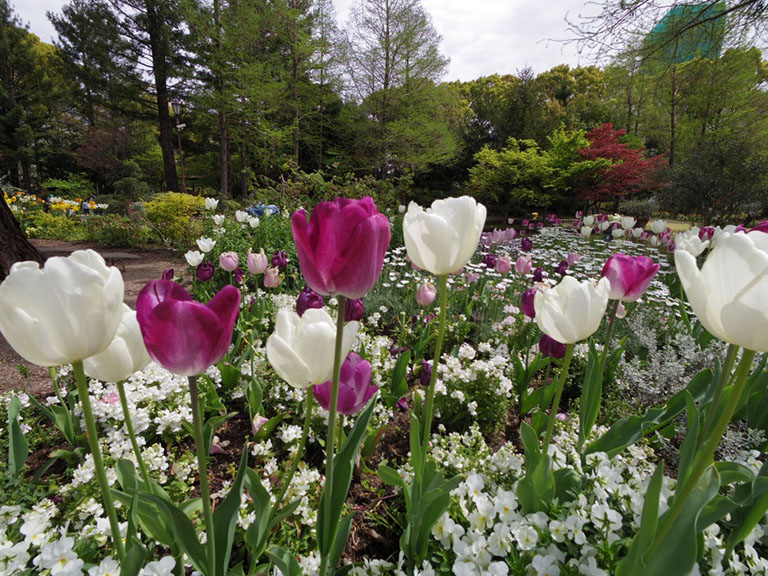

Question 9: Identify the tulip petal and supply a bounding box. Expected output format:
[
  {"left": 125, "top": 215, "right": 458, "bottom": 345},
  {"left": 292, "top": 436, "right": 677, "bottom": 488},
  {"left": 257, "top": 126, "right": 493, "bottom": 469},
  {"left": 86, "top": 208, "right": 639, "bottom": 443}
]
[{"left": 267, "top": 333, "right": 313, "bottom": 388}]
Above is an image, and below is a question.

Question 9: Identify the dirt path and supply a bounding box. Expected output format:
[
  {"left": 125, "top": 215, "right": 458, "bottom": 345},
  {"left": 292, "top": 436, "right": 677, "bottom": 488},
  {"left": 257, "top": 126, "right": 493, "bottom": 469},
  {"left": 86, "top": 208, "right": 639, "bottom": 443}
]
[{"left": 0, "top": 240, "right": 181, "bottom": 396}]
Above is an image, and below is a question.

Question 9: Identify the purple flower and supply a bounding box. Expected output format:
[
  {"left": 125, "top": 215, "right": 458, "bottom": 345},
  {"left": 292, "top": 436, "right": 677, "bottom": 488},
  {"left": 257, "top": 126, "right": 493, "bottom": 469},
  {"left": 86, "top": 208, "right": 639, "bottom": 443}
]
[
  {"left": 521, "top": 288, "right": 537, "bottom": 319},
  {"left": 345, "top": 298, "right": 365, "bottom": 322},
  {"left": 419, "top": 360, "right": 432, "bottom": 387},
  {"left": 554, "top": 260, "right": 569, "bottom": 276},
  {"left": 312, "top": 353, "right": 378, "bottom": 415},
  {"left": 136, "top": 280, "right": 240, "bottom": 376},
  {"left": 271, "top": 250, "right": 288, "bottom": 271},
  {"left": 296, "top": 286, "right": 324, "bottom": 317},
  {"left": 196, "top": 262, "right": 215, "bottom": 282},
  {"left": 416, "top": 281, "right": 437, "bottom": 306},
  {"left": 750, "top": 221, "right": 768, "bottom": 234},
  {"left": 532, "top": 267, "right": 546, "bottom": 283},
  {"left": 521, "top": 237, "right": 533, "bottom": 252},
  {"left": 482, "top": 253, "right": 497, "bottom": 269},
  {"left": 496, "top": 255, "right": 513, "bottom": 274},
  {"left": 292, "top": 197, "right": 391, "bottom": 299},
  {"left": 162, "top": 268, "right": 174, "bottom": 281},
  {"left": 538, "top": 334, "right": 566, "bottom": 359},
  {"left": 601, "top": 253, "right": 660, "bottom": 302}
]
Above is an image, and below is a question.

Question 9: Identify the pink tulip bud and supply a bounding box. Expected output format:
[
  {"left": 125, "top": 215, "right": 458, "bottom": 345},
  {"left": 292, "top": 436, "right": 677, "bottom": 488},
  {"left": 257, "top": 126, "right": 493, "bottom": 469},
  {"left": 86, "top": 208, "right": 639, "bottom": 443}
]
[
  {"left": 219, "top": 251, "right": 239, "bottom": 272},
  {"left": 251, "top": 414, "right": 269, "bottom": 436},
  {"left": 264, "top": 267, "right": 280, "bottom": 288},
  {"left": 496, "top": 255, "right": 513, "bottom": 274},
  {"left": 515, "top": 255, "right": 532, "bottom": 275},
  {"left": 247, "top": 248, "right": 268, "bottom": 274},
  {"left": 566, "top": 252, "right": 581, "bottom": 267},
  {"left": 416, "top": 282, "right": 437, "bottom": 306},
  {"left": 601, "top": 253, "right": 660, "bottom": 302}
]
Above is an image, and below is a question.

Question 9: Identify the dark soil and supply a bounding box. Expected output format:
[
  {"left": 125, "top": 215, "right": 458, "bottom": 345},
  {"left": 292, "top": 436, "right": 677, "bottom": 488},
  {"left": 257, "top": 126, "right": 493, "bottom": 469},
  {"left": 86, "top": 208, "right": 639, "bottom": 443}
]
[{"left": 0, "top": 239, "right": 181, "bottom": 396}]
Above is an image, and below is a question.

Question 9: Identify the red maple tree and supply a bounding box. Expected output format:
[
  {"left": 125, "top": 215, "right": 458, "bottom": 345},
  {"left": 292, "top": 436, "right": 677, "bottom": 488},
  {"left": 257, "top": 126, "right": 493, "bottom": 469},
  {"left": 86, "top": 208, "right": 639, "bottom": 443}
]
[{"left": 578, "top": 123, "right": 666, "bottom": 207}]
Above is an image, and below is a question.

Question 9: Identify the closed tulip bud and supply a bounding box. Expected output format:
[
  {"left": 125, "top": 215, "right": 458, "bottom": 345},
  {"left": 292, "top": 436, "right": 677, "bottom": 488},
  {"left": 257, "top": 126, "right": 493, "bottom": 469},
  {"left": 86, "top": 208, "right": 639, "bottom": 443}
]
[
  {"left": 403, "top": 196, "right": 486, "bottom": 275},
  {"left": 521, "top": 237, "right": 533, "bottom": 252},
  {"left": 496, "top": 255, "right": 513, "bottom": 274},
  {"left": 554, "top": 260, "right": 569, "bottom": 276},
  {"left": 631, "top": 227, "right": 644, "bottom": 239},
  {"left": 601, "top": 253, "right": 660, "bottom": 302},
  {"left": 566, "top": 252, "right": 581, "bottom": 267},
  {"left": 583, "top": 215, "right": 595, "bottom": 227},
  {"left": 247, "top": 248, "right": 268, "bottom": 274},
  {"left": 162, "top": 268, "right": 174, "bottom": 281},
  {"left": 313, "top": 353, "right": 377, "bottom": 415},
  {"left": 136, "top": 281, "right": 240, "bottom": 376},
  {"left": 612, "top": 228, "right": 625, "bottom": 239},
  {"left": 219, "top": 251, "right": 239, "bottom": 272},
  {"left": 345, "top": 298, "right": 365, "bottom": 322},
  {"left": 538, "top": 334, "right": 566, "bottom": 359},
  {"left": 650, "top": 220, "right": 668, "bottom": 235},
  {"left": 482, "top": 253, "right": 497, "bottom": 269},
  {"left": 196, "top": 237, "right": 216, "bottom": 253},
  {"left": 271, "top": 250, "right": 287, "bottom": 270},
  {"left": 296, "top": 286, "right": 324, "bottom": 317},
  {"left": 213, "top": 214, "right": 226, "bottom": 226},
  {"left": 293, "top": 196, "right": 391, "bottom": 298},
  {"left": 521, "top": 288, "right": 537, "bottom": 318},
  {"left": 419, "top": 360, "right": 432, "bottom": 387},
  {"left": 675, "top": 230, "right": 768, "bottom": 352},
  {"left": 264, "top": 267, "right": 280, "bottom": 288},
  {"left": 621, "top": 216, "right": 636, "bottom": 230},
  {"left": 235, "top": 210, "right": 249, "bottom": 223},
  {"left": 233, "top": 267, "right": 244, "bottom": 284},
  {"left": 532, "top": 267, "right": 546, "bottom": 283},
  {"left": 204, "top": 197, "right": 219, "bottom": 211},
  {"left": 84, "top": 305, "right": 151, "bottom": 382},
  {"left": 515, "top": 255, "right": 532, "bottom": 275},
  {"left": 196, "top": 262, "right": 215, "bottom": 282},
  {"left": 185, "top": 250, "right": 205, "bottom": 267},
  {"left": 267, "top": 308, "right": 359, "bottom": 388},
  {"left": 416, "top": 281, "right": 437, "bottom": 306},
  {"left": 0, "top": 250, "right": 124, "bottom": 365},
  {"left": 249, "top": 217, "right": 260, "bottom": 229},
  {"left": 581, "top": 226, "right": 593, "bottom": 238},
  {"left": 534, "top": 276, "right": 610, "bottom": 344}
]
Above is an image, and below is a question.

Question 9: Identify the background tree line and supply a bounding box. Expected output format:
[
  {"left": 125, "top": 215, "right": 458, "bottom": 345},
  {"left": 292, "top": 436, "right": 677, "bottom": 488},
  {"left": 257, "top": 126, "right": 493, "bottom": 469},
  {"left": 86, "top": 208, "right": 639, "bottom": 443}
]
[{"left": 1, "top": 0, "right": 767, "bottom": 220}]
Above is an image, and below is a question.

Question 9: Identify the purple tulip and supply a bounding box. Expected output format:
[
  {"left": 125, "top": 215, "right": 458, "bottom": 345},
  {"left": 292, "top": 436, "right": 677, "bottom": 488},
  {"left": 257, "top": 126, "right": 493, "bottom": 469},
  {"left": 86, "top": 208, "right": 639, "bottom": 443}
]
[
  {"left": 566, "top": 252, "right": 580, "bottom": 267},
  {"left": 292, "top": 196, "right": 391, "bottom": 299},
  {"left": 271, "top": 250, "right": 288, "bottom": 271},
  {"left": 233, "top": 267, "right": 245, "bottom": 284},
  {"left": 532, "top": 267, "right": 546, "bottom": 283},
  {"left": 539, "top": 334, "right": 566, "bottom": 359},
  {"left": 554, "top": 260, "right": 569, "bottom": 276},
  {"left": 296, "top": 286, "right": 324, "bottom": 317},
  {"left": 136, "top": 280, "right": 241, "bottom": 376},
  {"left": 312, "top": 352, "right": 378, "bottom": 415},
  {"left": 196, "top": 262, "right": 215, "bottom": 282},
  {"left": 419, "top": 360, "right": 432, "bottom": 387},
  {"left": 482, "top": 253, "right": 497, "bottom": 269},
  {"left": 345, "top": 298, "right": 365, "bottom": 322},
  {"left": 162, "top": 268, "right": 174, "bottom": 281},
  {"left": 601, "top": 253, "right": 660, "bottom": 302},
  {"left": 521, "top": 237, "right": 533, "bottom": 252},
  {"left": 521, "top": 288, "right": 537, "bottom": 319}
]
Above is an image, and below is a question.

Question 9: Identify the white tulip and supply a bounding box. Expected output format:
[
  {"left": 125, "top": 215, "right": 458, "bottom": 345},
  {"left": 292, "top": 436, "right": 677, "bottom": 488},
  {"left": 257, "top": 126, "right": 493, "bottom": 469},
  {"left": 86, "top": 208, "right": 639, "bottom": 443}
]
[
  {"left": 204, "top": 197, "right": 219, "bottom": 210},
  {"left": 235, "top": 210, "right": 249, "bottom": 223},
  {"left": 675, "top": 231, "right": 768, "bottom": 352},
  {"left": 196, "top": 237, "right": 216, "bottom": 253},
  {"left": 403, "top": 196, "right": 487, "bottom": 275},
  {"left": 650, "top": 220, "right": 667, "bottom": 235},
  {"left": 0, "top": 250, "right": 124, "bottom": 365},
  {"left": 185, "top": 250, "right": 205, "bottom": 267},
  {"left": 266, "top": 309, "right": 359, "bottom": 388},
  {"left": 534, "top": 276, "right": 610, "bottom": 344},
  {"left": 248, "top": 216, "right": 260, "bottom": 229},
  {"left": 213, "top": 214, "right": 226, "bottom": 226},
  {"left": 675, "top": 233, "right": 710, "bottom": 257},
  {"left": 650, "top": 235, "right": 660, "bottom": 247},
  {"left": 583, "top": 215, "right": 595, "bottom": 227},
  {"left": 621, "top": 216, "right": 636, "bottom": 230},
  {"left": 612, "top": 228, "right": 625, "bottom": 239},
  {"left": 83, "top": 305, "right": 151, "bottom": 382},
  {"left": 581, "top": 226, "right": 593, "bottom": 238},
  {"left": 600, "top": 221, "right": 611, "bottom": 232},
  {"left": 632, "top": 227, "right": 644, "bottom": 239}
]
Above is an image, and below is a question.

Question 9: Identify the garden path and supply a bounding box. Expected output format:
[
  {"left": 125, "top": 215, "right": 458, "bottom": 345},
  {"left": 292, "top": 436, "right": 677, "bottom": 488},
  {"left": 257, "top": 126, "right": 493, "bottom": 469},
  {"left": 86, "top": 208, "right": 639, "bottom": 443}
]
[{"left": 0, "top": 239, "right": 181, "bottom": 395}]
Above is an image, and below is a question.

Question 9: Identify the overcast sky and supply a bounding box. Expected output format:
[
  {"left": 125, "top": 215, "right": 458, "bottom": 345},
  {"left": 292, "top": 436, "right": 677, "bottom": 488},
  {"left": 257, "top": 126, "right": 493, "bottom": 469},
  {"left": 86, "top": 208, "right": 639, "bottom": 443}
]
[{"left": 10, "top": 0, "right": 598, "bottom": 82}]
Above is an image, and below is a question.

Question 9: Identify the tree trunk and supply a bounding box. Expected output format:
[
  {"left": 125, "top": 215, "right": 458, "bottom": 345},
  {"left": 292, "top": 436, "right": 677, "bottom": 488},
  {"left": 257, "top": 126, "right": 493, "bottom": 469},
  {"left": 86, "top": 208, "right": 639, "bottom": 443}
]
[
  {"left": 145, "top": 0, "right": 179, "bottom": 192},
  {"left": 0, "top": 194, "right": 44, "bottom": 282}
]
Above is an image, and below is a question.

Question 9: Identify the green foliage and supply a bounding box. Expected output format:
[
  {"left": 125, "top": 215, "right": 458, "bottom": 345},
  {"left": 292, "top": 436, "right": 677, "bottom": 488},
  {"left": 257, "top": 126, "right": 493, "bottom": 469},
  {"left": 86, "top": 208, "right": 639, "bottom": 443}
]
[
  {"left": 43, "top": 173, "right": 95, "bottom": 199},
  {"left": 142, "top": 192, "right": 206, "bottom": 249},
  {"left": 26, "top": 211, "right": 89, "bottom": 241},
  {"left": 85, "top": 214, "right": 151, "bottom": 248}
]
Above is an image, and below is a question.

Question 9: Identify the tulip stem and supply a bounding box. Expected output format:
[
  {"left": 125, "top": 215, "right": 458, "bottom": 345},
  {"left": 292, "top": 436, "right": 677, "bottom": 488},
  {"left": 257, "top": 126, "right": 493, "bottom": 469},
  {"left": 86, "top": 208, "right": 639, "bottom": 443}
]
[
  {"left": 543, "top": 344, "right": 575, "bottom": 449},
  {"left": 72, "top": 361, "right": 125, "bottom": 561},
  {"left": 319, "top": 294, "right": 347, "bottom": 576},
  {"left": 649, "top": 348, "right": 756, "bottom": 556},
  {"left": 698, "top": 344, "right": 738, "bottom": 448},
  {"left": 420, "top": 275, "right": 448, "bottom": 462},
  {"left": 116, "top": 380, "right": 154, "bottom": 493},
  {"left": 599, "top": 300, "right": 620, "bottom": 371},
  {"left": 272, "top": 392, "right": 314, "bottom": 514},
  {"left": 188, "top": 375, "right": 216, "bottom": 576}
]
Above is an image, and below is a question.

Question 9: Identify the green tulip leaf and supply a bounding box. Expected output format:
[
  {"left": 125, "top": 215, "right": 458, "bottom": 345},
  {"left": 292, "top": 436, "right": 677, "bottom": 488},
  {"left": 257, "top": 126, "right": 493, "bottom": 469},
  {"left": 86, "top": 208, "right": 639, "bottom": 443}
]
[
  {"left": 213, "top": 447, "right": 249, "bottom": 576},
  {"left": 384, "top": 349, "right": 411, "bottom": 408},
  {"left": 265, "top": 545, "right": 301, "bottom": 576},
  {"left": 142, "top": 494, "right": 207, "bottom": 573},
  {"left": 578, "top": 340, "right": 603, "bottom": 452},
  {"left": 329, "top": 514, "right": 354, "bottom": 572},
  {"left": 7, "top": 396, "right": 28, "bottom": 478}
]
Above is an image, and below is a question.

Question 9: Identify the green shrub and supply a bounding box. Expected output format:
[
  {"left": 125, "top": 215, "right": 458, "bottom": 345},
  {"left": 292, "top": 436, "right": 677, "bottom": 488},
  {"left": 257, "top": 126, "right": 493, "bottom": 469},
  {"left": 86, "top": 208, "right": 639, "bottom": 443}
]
[
  {"left": 26, "top": 212, "right": 89, "bottom": 242},
  {"left": 142, "top": 192, "right": 205, "bottom": 250},
  {"left": 43, "top": 173, "right": 94, "bottom": 200},
  {"left": 85, "top": 214, "right": 150, "bottom": 248}
]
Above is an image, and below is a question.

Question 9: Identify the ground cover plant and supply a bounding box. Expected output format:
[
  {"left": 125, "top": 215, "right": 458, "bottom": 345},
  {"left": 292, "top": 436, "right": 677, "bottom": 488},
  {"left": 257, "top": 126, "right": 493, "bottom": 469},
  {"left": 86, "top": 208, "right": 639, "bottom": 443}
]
[{"left": 0, "top": 197, "right": 767, "bottom": 576}]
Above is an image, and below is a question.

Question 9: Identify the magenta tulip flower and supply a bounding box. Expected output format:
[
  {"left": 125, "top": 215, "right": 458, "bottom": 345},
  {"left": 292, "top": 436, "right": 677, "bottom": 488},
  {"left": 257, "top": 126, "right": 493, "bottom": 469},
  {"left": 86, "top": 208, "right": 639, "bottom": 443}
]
[
  {"left": 312, "top": 353, "right": 378, "bottom": 415},
  {"left": 521, "top": 288, "right": 537, "bottom": 318},
  {"left": 292, "top": 196, "right": 391, "bottom": 299},
  {"left": 296, "top": 286, "right": 324, "bottom": 317},
  {"left": 345, "top": 298, "right": 365, "bottom": 322},
  {"left": 538, "top": 334, "right": 566, "bottom": 359},
  {"left": 601, "top": 253, "right": 660, "bottom": 302},
  {"left": 196, "top": 262, "right": 214, "bottom": 282},
  {"left": 136, "top": 280, "right": 241, "bottom": 376},
  {"left": 751, "top": 221, "right": 768, "bottom": 234}
]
